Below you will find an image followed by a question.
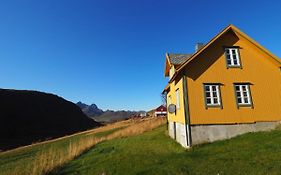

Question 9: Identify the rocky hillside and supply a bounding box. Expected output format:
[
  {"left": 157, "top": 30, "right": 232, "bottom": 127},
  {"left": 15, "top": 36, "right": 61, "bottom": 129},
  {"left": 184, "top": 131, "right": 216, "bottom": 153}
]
[
  {"left": 76, "top": 101, "right": 104, "bottom": 117},
  {"left": 93, "top": 110, "right": 137, "bottom": 123},
  {"left": 0, "top": 89, "right": 100, "bottom": 151},
  {"left": 77, "top": 102, "right": 145, "bottom": 123}
]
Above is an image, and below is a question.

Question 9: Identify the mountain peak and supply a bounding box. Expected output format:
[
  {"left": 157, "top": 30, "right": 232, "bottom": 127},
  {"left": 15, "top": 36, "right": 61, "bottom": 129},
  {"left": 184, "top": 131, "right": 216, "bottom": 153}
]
[{"left": 76, "top": 102, "right": 104, "bottom": 117}]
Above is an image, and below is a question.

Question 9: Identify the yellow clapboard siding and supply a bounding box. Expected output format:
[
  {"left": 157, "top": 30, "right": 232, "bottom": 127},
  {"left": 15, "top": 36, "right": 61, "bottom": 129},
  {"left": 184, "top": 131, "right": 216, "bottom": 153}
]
[
  {"left": 185, "top": 30, "right": 281, "bottom": 124},
  {"left": 167, "top": 78, "right": 186, "bottom": 124},
  {"left": 166, "top": 26, "right": 281, "bottom": 125}
]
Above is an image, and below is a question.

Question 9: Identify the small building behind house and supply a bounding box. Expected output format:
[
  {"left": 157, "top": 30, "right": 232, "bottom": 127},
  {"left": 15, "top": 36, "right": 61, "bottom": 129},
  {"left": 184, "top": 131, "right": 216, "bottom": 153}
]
[
  {"left": 139, "top": 112, "right": 147, "bottom": 117},
  {"left": 155, "top": 105, "right": 167, "bottom": 117}
]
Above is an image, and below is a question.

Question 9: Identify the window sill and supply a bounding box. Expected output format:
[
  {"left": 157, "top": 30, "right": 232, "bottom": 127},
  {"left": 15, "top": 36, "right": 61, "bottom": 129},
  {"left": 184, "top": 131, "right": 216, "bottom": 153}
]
[
  {"left": 237, "top": 104, "right": 253, "bottom": 107},
  {"left": 227, "top": 66, "right": 242, "bottom": 69},
  {"left": 205, "top": 105, "right": 222, "bottom": 109},
  {"left": 237, "top": 104, "right": 253, "bottom": 109}
]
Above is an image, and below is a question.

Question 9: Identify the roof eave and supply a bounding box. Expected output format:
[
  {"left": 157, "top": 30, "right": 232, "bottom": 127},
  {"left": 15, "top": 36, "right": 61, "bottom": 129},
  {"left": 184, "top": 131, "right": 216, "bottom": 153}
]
[
  {"left": 164, "top": 53, "right": 171, "bottom": 77},
  {"left": 162, "top": 84, "right": 170, "bottom": 94},
  {"left": 231, "top": 25, "right": 281, "bottom": 66}
]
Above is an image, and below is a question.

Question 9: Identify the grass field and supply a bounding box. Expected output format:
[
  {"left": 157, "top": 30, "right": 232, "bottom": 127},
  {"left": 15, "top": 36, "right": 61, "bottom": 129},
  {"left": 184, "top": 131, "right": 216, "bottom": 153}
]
[
  {"left": 0, "top": 120, "right": 132, "bottom": 175},
  {"left": 0, "top": 118, "right": 166, "bottom": 175},
  {"left": 52, "top": 125, "right": 281, "bottom": 175}
]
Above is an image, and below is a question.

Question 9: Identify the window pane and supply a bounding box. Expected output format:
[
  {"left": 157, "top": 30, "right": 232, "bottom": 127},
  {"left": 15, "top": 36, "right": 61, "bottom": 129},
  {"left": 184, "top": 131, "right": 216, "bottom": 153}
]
[
  {"left": 227, "top": 59, "right": 232, "bottom": 65},
  {"left": 242, "top": 86, "right": 246, "bottom": 91},
  {"left": 236, "top": 91, "right": 241, "bottom": 97},
  {"left": 243, "top": 92, "right": 248, "bottom": 97},
  {"left": 235, "top": 86, "right": 240, "bottom": 91},
  {"left": 232, "top": 53, "right": 237, "bottom": 58},
  {"left": 244, "top": 98, "right": 249, "bottom": 104},
  {"left": 212, "top": 86, "right": 216, "bottom": 91},
  {"left": 213, "top": 98, "right": 218, "bottom": 104},
  {"left": 212, "top": 91, "right": 217, "bottom": 97},
  {"left": 206, "top": 92, "right": 210, "bottom": 97},
  {"left": 205, "top": 86, "right": 210, "bottom": 91},
  {"left": 237, "top": 97, "right": 242, "bottom": 103},
  {"left": 233, "top": 59, "right": 238, "bottom": 65},
  {"left": 206, "top": 98, "right": 211, "bottom": 104},
  {"left": 225, "top": 49, "right": 230, "bottom": 54}
]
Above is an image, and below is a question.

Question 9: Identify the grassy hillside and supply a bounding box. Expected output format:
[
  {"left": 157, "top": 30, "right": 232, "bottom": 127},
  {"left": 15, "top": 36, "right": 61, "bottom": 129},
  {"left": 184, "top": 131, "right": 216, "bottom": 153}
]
[
  {"left": 0, "top": 120, "right": 131, "bottom": 175},
  {"left": 54, "top": 125, "right": 281, "bottom": 175},
  {"left": 0, "top": 118, "right": 166, "bottom": 175}
]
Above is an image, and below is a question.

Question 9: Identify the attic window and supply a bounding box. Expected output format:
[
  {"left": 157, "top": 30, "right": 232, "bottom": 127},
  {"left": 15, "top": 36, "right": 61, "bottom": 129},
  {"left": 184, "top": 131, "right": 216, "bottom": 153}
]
[{"left": 225, "top": 47, "right": 241, "bottom": 67}]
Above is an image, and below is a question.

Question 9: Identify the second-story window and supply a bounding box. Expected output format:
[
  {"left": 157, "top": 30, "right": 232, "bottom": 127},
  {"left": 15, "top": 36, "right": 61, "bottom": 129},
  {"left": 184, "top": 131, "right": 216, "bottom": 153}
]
[{"left": 225, "top": 47, "right": 241, "bottom": 67}]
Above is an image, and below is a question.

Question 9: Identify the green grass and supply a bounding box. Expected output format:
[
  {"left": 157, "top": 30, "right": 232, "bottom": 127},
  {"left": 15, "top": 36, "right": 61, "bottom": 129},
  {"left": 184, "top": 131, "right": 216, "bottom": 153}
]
[
  {"left": 0, "top": 126, "right": 126, "bottom": 175},
  {"left": 52, "top": 126, "right": 281, "bottom": 175}
]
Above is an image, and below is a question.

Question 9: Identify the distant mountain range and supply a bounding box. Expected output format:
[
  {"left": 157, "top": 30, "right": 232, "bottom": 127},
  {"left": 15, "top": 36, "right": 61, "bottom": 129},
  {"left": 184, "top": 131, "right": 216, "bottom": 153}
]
[
  {"left": 76, "top": 102, "right": 146, "bottom": 123},
  {"left": 77, "top": 101, "right": 104, "bottom": 117},
  {"left": 0, "top": 89, "right": 100, "bottom": 151}
]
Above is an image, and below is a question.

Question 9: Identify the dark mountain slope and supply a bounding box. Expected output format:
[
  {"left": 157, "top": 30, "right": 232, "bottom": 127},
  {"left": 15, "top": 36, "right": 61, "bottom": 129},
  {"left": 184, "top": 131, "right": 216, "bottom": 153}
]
[{"left": 0, "top": 89, "right": 100, "bottom": 151}]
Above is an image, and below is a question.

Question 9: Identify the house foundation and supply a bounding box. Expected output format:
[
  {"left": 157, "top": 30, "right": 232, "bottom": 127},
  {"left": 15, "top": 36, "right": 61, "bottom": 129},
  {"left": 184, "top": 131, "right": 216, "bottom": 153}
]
[
  {"left": 168, "top": 121, "right": 189, "bottom": 148},
  {"left": 168, "top": 121, "right": 281, "bottom": 147}
]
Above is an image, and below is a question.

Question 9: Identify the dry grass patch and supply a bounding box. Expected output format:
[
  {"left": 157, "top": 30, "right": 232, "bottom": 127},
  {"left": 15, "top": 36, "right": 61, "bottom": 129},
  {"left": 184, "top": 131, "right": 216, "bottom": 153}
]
[
  {"left": 106, "top": 117, "right": 166, "bottom": 140},
  {"left": 4, "top": 117, "right": 166, "bottom": 175},
  {"left": 0, "top": 120, "right": 131, "bottom": 156}
]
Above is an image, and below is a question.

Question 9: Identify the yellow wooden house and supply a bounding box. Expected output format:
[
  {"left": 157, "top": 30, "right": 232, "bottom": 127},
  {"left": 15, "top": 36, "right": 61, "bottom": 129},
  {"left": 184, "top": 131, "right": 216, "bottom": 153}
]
[{"left": 163, "top": 25, "right": 281, "bottom": 148}]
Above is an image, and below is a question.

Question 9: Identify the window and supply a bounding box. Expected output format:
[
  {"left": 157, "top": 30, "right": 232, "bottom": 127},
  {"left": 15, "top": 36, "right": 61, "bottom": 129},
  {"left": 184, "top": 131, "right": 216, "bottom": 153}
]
[
  {"left": 175, "top": 89, "right": 180, "bottom": 109},
  {"left": 204, "top": 84, "right": 221, "bottom": 107},
  {"left": 234, "top": 84, "right": 252, "bottom": 106},
  {"left": 225, "top": 47, "right": 241, "bottom": 67}
]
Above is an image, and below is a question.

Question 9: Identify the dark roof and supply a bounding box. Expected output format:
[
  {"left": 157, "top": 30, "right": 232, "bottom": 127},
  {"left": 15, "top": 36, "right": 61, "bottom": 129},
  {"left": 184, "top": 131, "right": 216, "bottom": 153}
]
[
  {"left": 155, "top": 105, "right": 167, "bottom": 112},
  {"left": 168, "top": 54, "right": 193, "bottom": 65}
]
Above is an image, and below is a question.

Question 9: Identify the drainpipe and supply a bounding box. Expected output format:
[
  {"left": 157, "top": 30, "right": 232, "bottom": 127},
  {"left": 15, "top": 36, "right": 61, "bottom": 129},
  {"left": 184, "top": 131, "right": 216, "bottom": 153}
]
[{"left": 182, "top": 75, "right": 192, "bottom": 147}]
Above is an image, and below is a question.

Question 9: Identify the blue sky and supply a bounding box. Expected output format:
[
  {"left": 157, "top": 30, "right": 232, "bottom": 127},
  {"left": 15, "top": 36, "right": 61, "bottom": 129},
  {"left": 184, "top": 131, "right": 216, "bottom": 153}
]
[{"left": 0, "top": 0, "right": 280, "bottom": 111}]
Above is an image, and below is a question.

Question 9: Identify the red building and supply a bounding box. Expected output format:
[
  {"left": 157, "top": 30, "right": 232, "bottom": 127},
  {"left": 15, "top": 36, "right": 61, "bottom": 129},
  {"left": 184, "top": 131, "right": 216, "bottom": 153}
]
[{"left": 154, "top": 105, "right": 167, "bottom": 117}]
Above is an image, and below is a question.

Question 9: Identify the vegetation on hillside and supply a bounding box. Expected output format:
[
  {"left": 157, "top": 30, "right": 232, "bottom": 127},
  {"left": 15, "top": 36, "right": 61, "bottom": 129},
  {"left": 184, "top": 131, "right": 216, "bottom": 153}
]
[
  {"left": 54, "top": 125, "right": 281, "bottom": 175},
  {"left": 3, "top": 116, "right": 281, "bottom": 175},
  {"left": 0, "top": 118, "right": 166, "bottom": 175}
]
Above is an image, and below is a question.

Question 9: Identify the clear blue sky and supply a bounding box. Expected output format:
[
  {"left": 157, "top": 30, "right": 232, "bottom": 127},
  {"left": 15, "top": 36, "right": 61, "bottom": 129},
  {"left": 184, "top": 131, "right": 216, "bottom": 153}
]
[{"left": 0, "top": 0, "right": 280, "bottom": 111}]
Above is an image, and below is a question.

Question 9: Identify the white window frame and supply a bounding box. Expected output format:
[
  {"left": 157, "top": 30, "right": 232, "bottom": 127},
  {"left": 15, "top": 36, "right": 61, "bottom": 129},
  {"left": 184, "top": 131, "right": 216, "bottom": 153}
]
[
  {"left": 234, "top": 84, "right": 252, "bottom": 106},
  {"left": 175, "top": 89, "right": 180, "bottom": 109},
  {"left": 225, "top": 47, "right": 241, "bottom": 67},
  {"left": 204, "top": 84, "right": 221, "bottom": 107}
]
